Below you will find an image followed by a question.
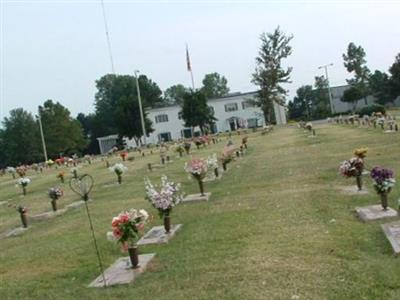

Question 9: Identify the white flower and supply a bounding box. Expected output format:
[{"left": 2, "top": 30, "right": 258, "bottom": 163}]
[
  {"left": 7, "top": 167, "right": 16, "bottom": 174},
  {"left": 109, "top": 163, "right": 128, "bottom": 175},
  {"left": 139, "top": 209, "right": 149, "bottom": 220},
  {"left": 17, "top": 177, "right": 31, "bottom": 186}
]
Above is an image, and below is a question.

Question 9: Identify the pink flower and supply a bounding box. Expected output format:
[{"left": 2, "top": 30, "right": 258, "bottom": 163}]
[
  {"left": 113, "top": 227, "right": 122, "bottom": 239},
  {"left": 119, "top": 213, "right": 129, "bottom": 224},
  {"left": 111, "top": 217, "right": 120, "bottom": 227}
]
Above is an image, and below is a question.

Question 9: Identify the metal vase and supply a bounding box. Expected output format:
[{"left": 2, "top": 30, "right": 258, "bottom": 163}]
[
  {"left": 51, "top": 199, "right": 57, "bottom": 212},
  {"left": 20, "top": 213, "right": 28, "bottom": 228},
  {"left": 164, "top": 215, "right": 171, "bottom": 234},
  {"left": 214, "top": 168, "right": 219, "bottom": 178},
  {"left": 128, "top": 246, "right": 139, "bottom": 269},
  {"left": 356, "top": 175, "right": 362, "bottom": 191},
  {"left": 117, "top": 174, "right": 122, "bottom": 184},
  {"left": 198, "top": 179, "right": 205, "bottom": 196},
  {"left": 222, "top": 162, "right": 227, "bottom": 171},
  {"left": 380, "top": 193, "right": 388, "bottom": 210}
]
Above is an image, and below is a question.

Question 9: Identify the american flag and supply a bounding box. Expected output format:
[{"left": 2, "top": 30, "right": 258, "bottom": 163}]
[{"left": 186, "top": 44, "right": 191, "bottom": 72}]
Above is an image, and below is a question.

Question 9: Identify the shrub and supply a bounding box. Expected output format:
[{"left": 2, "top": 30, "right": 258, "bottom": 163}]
[{"left": 357, "top": 104, "right": 385, "bottom": 116}]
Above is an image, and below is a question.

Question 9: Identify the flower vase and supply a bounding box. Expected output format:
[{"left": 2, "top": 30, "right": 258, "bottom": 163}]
[
  {"left": 214, "top": 168, "right": 219, "bottom": 178},
  {"left": 222, "top": 162, "right": 227, "bottom": 171},
  {"left": 22, "top": 186, "right": 27, "bottom": 196},
  {"left": 20, "top": 212, "right": 28, "bottom": 228},
  {"left": 166, "top": 156, "right": 170, "bottom": 163},
  {"left": 148, "top": 163, "right": 152, "bottom": 171},
  {"left": 179, "top": 152, "right": 183, "bottom": 157},
  {"left": 163, "top": 215, "right": 171, "bottom": 233},
  {"left": 198, "top": 179, "right": 205, "bottom": 196},
  {"left": 51, "top": 199, "right": 57, "bottom": 212},
  {"left": 380, "top": 193, "right": 388, "bottom": 210},
  {"left": 128, "top": 246, "right": 139, "bottom": 269},
  {"left": 117, "top": 174, "right": 122, "bottom": 184},
  {"left": 60, "top": 176, "right": 64, "bottom": 183},
  {"left": 161, "top": 157, "right": 165, "bottom": 165},
  {"left": 356, "top": 175, "right": 362, "bottom": 191}
]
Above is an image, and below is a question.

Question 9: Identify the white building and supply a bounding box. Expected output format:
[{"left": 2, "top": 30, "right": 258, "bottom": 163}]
[{"left": 97, "top": 91, "right": 286, "bottom": 153}]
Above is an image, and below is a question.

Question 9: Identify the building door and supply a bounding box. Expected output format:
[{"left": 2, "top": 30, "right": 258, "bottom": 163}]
[
  {"left": 158, "top": 132, "right": 172, "bottom": 142},
  {"left": 182, "top": 128, "right": 192, "bottom": 138},
  {"left": 229, "top": 120, "right": 236, "bottom": 131}
]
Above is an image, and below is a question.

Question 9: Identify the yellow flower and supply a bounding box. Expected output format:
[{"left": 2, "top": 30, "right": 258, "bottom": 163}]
[{"left": 354, "top": 147, "right": 368, "bottom": 158}]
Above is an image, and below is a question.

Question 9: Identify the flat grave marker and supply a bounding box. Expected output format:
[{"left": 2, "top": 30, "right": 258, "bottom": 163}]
[
  {"left": 137, "top": 224, "right": 182, "bottom": 245},
  {"left": 182, "top": 192, "right": 211, "bottom": 203},
  {"left": 89, "top": 254, "right": 156, "bottom": 287},
  {"left": 355, "top": 205, "right": 398, "bottom": 222},
  {"left": 381, "top": 221, "right": 400, "bottom": 255}
]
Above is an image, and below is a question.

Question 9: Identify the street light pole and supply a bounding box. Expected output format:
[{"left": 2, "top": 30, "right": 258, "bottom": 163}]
[
  {"left": 134, "top": 70, "right": 147, "bottom": 146},
  {"left": 318, "top": 63, "right": 335, "bottom": 114},
  {"left": 37, "top": 107, "right": 48, "bottom": 162}
]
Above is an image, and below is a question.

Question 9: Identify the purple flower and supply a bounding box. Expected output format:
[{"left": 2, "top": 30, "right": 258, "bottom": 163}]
[{"left": 370, "top": 166, "right": 394, "bottom": 184}]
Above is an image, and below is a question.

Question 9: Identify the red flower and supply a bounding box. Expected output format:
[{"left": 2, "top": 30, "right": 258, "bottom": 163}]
[
  {"left": 113, "top": 227, "right": 122, "bottom": 239},
  {"left": 111, "top": 217, "right": 120, "bottom": 227},
  {"left": 119, "top": 213, "right": 129, "bottom": 224}
]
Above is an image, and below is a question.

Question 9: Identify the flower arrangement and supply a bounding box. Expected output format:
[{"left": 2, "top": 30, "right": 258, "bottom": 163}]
[
  {"left": 354, "top": 147, "right": 368, "bottom": 159},
  {"left": 370, "top": 166, "right": 395, "bottom": 210},
  {"left": 111, "top": 209, "right": 149, "bottom": 268},
  {"left": 185, "top": 158, "right": 208, "bottom": 195},
  {"left": 16, "top": 205, "right": 28, "bottom": 228},
  {"left": 339, "top": 157, "right": 365, "bottom": 190},
  {"left": 207, "top": 154, "right": 220, "bottom": 178},
  {"left": 48, "top": 187, "right": 64, "bottom": 211},
  {"left": 183, "top": 141, "right": 191, "bottom": 154},
  {"left": 175, "top": 143, "right": 185, "bottom": 157},
  {"left": 109, "top": 163, "right": 128, "bottom": 184},
  {"left": 16, "top": 166, "right": 27, "bottom": 177},
  {"left": 6, "top": 166, "right": 16, "bottom": 179},
  {"left": 305, "top": 122, "right": 313, "bottom": 132},
  {"left": 145, "top": 176, "right": 182, "bottom": 233},
  {"left": 17, "top": 177, "right": 31, "bottom": 195},
  {"left": 70, "top": 167, "right": 78, "bottom": 179},
  {"left": 47, "top": 159, "right": 54, "bottom": 167},
  {"left": 120, "top": 151, "right": 128, "bottom": 161},
  {"left": 57, "top": 171, "right": 65, "bottom": 183}
]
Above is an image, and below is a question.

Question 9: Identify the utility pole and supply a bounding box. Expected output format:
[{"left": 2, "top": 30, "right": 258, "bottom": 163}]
[
  {"left": 318, "top": 63, "right": 335, "bottom": 114},
  {"left": 134, "top": 70, "right": 147, "bottom": 146},
  {"left": 37, "top": 107, "right": 48, "bottom": 162}
]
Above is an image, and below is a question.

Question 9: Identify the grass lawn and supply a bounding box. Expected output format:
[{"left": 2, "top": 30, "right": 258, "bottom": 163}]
[{"left": 1, "top": 124, "right": 400, "bottom": 299}]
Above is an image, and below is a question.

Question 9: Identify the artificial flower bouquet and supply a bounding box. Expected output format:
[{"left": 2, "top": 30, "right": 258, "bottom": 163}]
[
  {"left": 354, "top": 147, "right": 368, "bottom": 159},
  {"left": 145, "top": 176, "right": 182, "bottom": 233},
  {"left": 111, "top": 209, "right": 149, "bottom": 268},
  {"left": 48, "top": 187, "right": 64, "bottom": 211},
  {"left": 185, "top": 158, "right": 208, "bottom": 195},
  {"left": 6, "top": 166, "right": 16, "bottom": 179},
  {"left": 16, "top": 205, "right": 28, "bottom": 228},
  {"left": 207, "top": 154, "right": 220, "bottom": 178},
  {"left": 57, "top": 171, "right": 65, "bottom": 183},
  {"left": 370, "top": 166, "right": 395, "bottom": 210},
  {"left": 17, "top": 177, "right": 31, "bottom": 195},
  {"left": 109, "top": 163, "right": 128, "bottom": 184}
]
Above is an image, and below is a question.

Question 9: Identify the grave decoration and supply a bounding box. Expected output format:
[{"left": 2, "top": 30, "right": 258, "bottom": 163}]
[
  {"left": 16, "top": 205, "right": 28, "bottom": 228},
  {"left": 109, "top": 163, "right": 128, "bottom": 184},
  {"left": 185, "top": 158, "right": 208, "bottom": 196},
  {"left": 17, "top": 177, "right": 31, "bottom": 196},
  {"left": 16, "top": 166, "right": 27, "bottom": 177},
  {"left": 69, "top": 174, "right": 107, "bottom": 285},
  {"left": 84, "top": 154, "right": 92, "bottom": 164},
  {"left": 175, "top": 144, "right": 185, "bottom": 157},
  {"left": 71, "top": 167, "right": 78, "bottom": 179},
  {"left": 111, "top": 209, "right": 149, "bottom": 268},
  {"left": 47, "top": 159, "right": 55, "bottom": 167},
  {"left": 183, "top": 141, "right": 191, "bottom": 155},
  {"left": 6, "top": 167, "right": 16, "bottom": 179},
  {"left": 120, "top": 151, "right": 128, "bottom": 161},
  {"left": 145, "top": 176, "right": 182, "bottom": 233},
  {"left": 305, "top": 122, "right": 313, "bottom": 132},
  {"left": 370, "top": 166, "right": 396, "bottom": 210},
  {"left": 57, "top": 171, "right": 65, "bottom": 183},
  {"left": 339, "top": 154, "right": 365, "bottom": 191},
  {"left": 48, "top": 187, "right": 64, "bottom": 212},
  {"left": 207, "top": 154, "right": 220, "bottom": 178},
  {"left": 160, "top": 144, "right": 168, "bottom": 164},
  {"left": 242, "top": 136, "right": 248, "bottom": 149}
]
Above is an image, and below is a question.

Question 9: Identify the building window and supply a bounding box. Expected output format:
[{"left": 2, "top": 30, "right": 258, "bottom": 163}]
[
  {"left": 158, "top": 132, "right": 172, "bottom": 142},
  {"left": 247, "top": 118, "right": 258, "bottom": 128},
  {"left": 155, "top": 114, "right": 168, "bottom": 123},
  {"left": 224, "top": 103, "right": 238, "bottom": 112},
  {"left": 242, "top": 101, "right": 254, "bottom": 109}
]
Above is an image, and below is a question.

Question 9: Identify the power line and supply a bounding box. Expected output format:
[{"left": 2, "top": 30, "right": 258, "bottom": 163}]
[{"left": 100, "top": 0, "right": 115, "bottom": 74}]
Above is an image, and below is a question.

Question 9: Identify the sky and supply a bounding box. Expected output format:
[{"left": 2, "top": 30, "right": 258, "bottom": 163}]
[{"left": 1, "top": 0, "right": 400, "bottom": 120}]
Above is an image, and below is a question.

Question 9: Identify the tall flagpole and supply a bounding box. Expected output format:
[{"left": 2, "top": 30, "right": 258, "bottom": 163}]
[{"left": 186, "top": 44, "right": 195, "bottom": 90}]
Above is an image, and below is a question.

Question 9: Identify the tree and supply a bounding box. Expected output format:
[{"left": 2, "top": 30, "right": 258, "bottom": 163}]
[
  {"left": 341, "top": 85, "right": 364, "bottom": 111},
  {"left": 389, "top": 53, "right": 400, "bottom": 99},
  {"left": 252, "top": 26, "right": 293, "bottom": 124},
  {"left": 164, "top": 84, "right": 190, "bottom": 105},
  {"left": 39, "top": 100, "right": 86, "bottom": 157},
  {"left": 369, "top": 70, "right": 392, "bottom": 105},
  {"left": 312, "top": 76, "right": 331, "bottom": 118},
  {"left": 343, "top": 42, "right": 370, "bottom": 104},
  {"left": 114, "top": 95, "right": 154, "bottom": 145},
  {"left": 1, "top": 108, "right": 42, "bottom": 165},
  {"left": 288, "top": 85, "right": 313, "bottom": 120},
  {"left": 200, "top": 73, "right": 230, "bottom": 99},
  {"left": 94, "top": 74, "right": 163, "bottom": 144},
  {"left": 180, "top": 90, "right": 217, "bottom": 134},
  {"left": 76, "top": 113, "right": 99, "bottom": 154}
]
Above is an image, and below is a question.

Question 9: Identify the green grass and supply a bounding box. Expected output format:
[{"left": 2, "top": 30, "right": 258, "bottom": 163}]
[{"left": 1, "top": 125, "right": 400, "bottom": 299}]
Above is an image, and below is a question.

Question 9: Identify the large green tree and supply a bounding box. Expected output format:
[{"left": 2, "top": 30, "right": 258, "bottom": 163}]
[
  {"left": 1, "top": 108, "right": 42, "bottom": 165},
  {"left": 164, "top": 84, "right": 190, "bottom": 105},
  {"left": 200, "top": 73, "right": 230, "bottom": 99},
  {"left": 369, "top": 70, "right": 392, "bottom": 105},
  {"left": 288, "top": 85, "right": 313, "bottom": 120},
  {"left": 180, "top": 90, "right": 217, "bottom": 134},
  {"left": 39, "top": 100, "right": 86, "bottom": 157},
  {"left": 312, "top": 76, "right": 331, "bottom": 118},
  {"left": 94, "top": 74, "right": 163, "bottom": 146},
  {"left": 341, "top": 85, "right": 364, "bottom": 111},
  {"left": 343, "top": 42, "right": 370, "bottom": 104},
  {"left": 389, "top": 53, "right": 400, "bottom": 99},
  {"left": 252, "top": 26, "right": 293, "bottom": 124}
]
